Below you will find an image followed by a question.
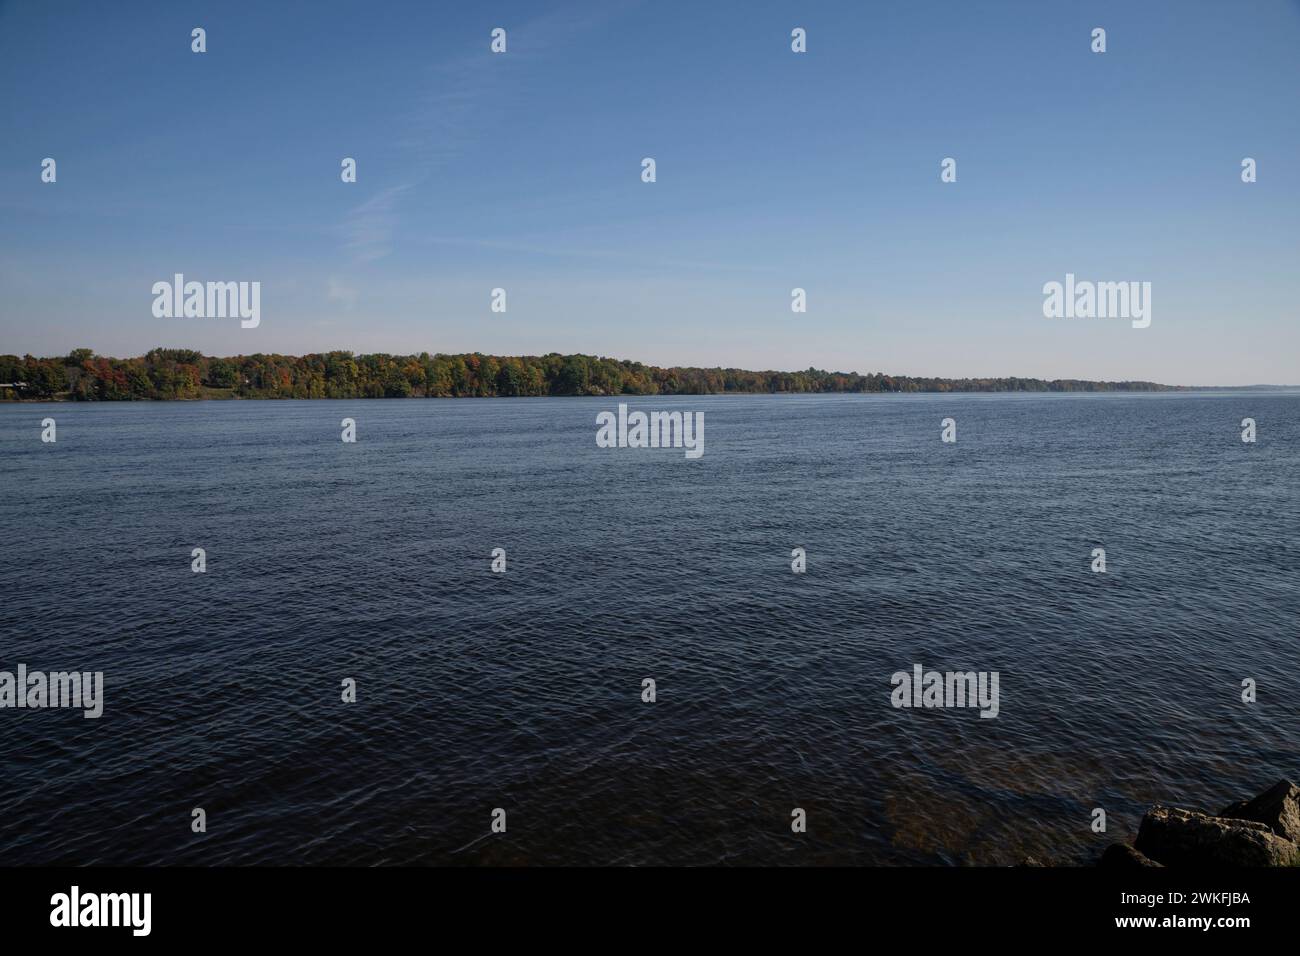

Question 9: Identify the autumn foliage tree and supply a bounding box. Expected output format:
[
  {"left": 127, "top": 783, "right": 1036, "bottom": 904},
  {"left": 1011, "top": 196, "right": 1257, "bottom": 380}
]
[{"left": 0, "top": 349, "right": 1180, "bottom": 401}]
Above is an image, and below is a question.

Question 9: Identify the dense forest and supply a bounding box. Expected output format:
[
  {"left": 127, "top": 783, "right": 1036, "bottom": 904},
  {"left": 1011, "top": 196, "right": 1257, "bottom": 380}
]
[{"left": 0, "top": 348, "right": 1181, "bottom": 400}]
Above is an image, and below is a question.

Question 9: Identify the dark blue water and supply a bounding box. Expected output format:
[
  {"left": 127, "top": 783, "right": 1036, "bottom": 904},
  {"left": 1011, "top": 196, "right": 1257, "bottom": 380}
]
[{"left": 0, "top": 393, "right": 1296, "bottom": 865}]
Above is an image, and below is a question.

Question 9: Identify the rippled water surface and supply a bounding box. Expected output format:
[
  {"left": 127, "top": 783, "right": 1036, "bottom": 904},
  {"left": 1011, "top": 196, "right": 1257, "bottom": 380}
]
[{"left": 0, "top": 393, "right": 1297, "bottom": 865}]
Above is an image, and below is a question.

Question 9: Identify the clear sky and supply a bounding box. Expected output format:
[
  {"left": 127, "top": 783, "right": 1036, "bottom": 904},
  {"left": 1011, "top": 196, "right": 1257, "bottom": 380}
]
[{"left": 1, "top": 0, "right": 1297, "bottom": 385}]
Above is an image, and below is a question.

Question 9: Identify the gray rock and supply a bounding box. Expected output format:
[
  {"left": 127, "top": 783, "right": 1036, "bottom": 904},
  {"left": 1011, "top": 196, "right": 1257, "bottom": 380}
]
[
  {"left": 1099, "top": 843, "right": 1163, "bottom": 868},
  {"left": 1135, "top": 806, "right": 1300, "bottom": 867},
  {"left": 1219, "top": 779, "right": 1300, "bottom": 843}
]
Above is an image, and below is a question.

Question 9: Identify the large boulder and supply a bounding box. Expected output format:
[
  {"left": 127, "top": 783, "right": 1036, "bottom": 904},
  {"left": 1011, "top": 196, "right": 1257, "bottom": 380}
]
[
  {"left": 1135, "top": 806, "right": 1299, "bottom": 867},
  {"left": 1219, "top": 780, "right": 1300, "bottom": 843},
  {"left": 1099, "top": 843, "right": 1162, "bottom": 868}
]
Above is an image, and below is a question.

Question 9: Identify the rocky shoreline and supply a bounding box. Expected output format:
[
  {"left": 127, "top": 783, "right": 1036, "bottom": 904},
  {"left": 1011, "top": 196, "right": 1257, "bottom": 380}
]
[{"left": 1098, "top": 779, "right": 1300, "bottom": 868}]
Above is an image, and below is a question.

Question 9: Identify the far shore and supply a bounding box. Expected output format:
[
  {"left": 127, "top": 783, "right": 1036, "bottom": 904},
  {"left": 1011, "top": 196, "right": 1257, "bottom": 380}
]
[
  {"left": 3, "top": 385, "right": 1298, "bottom": 404},
  {"left": 2, "top": 349, "right": 1295, "bottom": 402}
]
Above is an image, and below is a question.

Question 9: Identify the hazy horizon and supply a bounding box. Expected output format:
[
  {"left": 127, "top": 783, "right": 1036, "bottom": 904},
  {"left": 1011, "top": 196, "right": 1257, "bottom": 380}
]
[{"left": 3, "top": 0, "right": 1298, "bottom": 385}]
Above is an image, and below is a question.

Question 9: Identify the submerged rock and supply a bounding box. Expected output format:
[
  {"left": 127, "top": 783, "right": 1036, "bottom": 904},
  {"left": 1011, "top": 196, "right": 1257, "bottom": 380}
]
[
  {"left": 1099, "top": 843, "right": 1163, "bottom": 868},
  {"left": 1219, "top": 779, "right": 1300, "bottom": 843},
  {"left": 1134, "top": 806, "right": 1299, "bottom": 867}
]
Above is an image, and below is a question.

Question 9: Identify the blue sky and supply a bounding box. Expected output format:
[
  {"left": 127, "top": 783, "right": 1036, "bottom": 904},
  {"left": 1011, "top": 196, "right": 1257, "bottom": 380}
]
[{"left": 1, "top": 0, "right": 1297, "bottom": 385}]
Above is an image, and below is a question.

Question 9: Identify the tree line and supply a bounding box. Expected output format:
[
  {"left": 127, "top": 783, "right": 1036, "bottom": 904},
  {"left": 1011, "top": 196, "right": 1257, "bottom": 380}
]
[{"left": 0, "top": 348, "right": 1181, "bottom": 400}]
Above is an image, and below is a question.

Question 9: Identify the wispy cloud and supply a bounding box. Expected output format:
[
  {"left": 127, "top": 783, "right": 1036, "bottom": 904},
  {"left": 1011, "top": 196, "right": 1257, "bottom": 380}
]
[
  {"left": 409, "top": 233, "right": 768, "bottom": 275},
  {"left": 337, "top": 2, "right": 641, "bottom": 262},
  {"left": 341, "top": 183, "right": 412, "bottom": 263},
  {"left": 398, "top": 3, "right": 637, "bottom": 167}
]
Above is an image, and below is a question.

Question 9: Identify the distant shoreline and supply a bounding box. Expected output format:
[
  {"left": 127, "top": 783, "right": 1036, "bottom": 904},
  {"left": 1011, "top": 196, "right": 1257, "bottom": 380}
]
[
  {"left": 4, "top": 348, "right": 1292, "bottom": 402},
  {"left": 5, "top": 387, "right": 1299, "bottom": 404}
]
